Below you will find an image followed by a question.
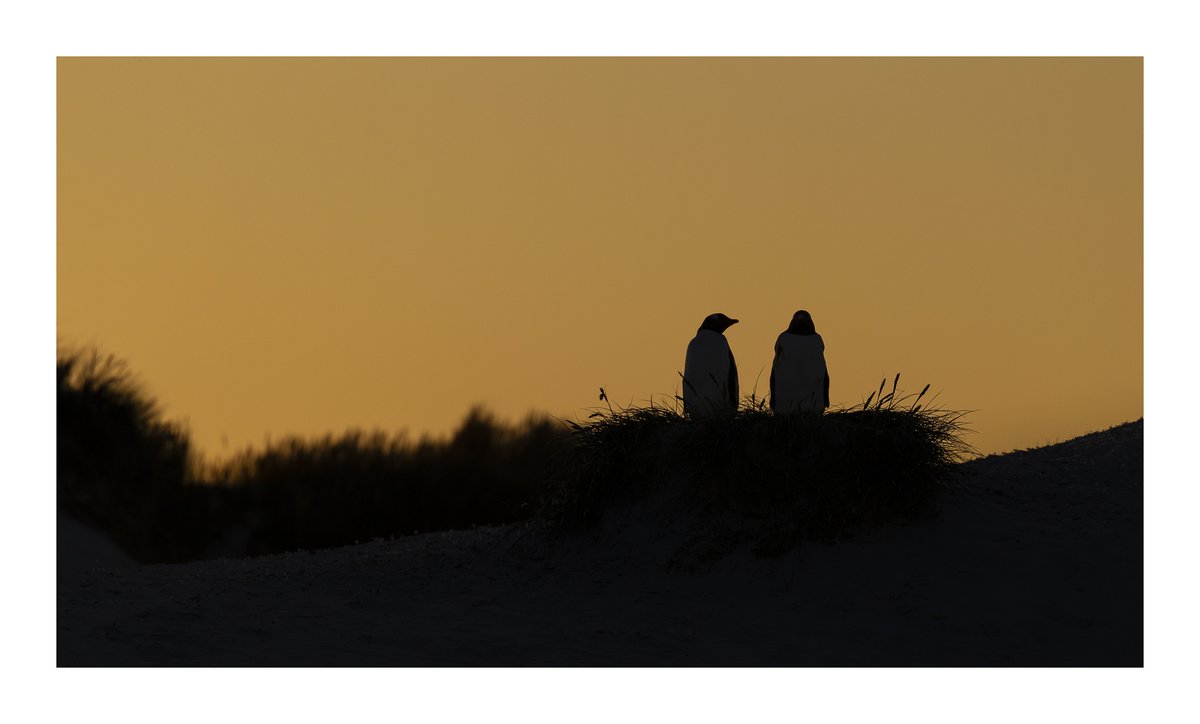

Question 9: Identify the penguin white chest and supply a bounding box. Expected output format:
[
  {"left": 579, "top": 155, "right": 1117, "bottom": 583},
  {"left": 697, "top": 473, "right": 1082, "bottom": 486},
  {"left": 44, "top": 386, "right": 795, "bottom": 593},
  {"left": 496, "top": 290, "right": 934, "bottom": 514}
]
[{"left": 683, "top": 330, "right": 735, "bottom": 416}]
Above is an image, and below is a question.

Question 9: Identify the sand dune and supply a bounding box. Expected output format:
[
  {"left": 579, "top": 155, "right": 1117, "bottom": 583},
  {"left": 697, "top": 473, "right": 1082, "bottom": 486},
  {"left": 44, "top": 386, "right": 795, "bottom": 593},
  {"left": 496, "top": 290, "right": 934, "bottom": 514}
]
[{"left": 57, "top": 420, "right": 1142, "bottom": 666}]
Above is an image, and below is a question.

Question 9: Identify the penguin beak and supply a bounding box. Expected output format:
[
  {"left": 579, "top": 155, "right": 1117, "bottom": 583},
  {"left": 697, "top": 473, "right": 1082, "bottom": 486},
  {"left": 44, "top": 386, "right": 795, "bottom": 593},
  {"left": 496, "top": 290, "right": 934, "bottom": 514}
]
[{"left": 729, "top": 318, "right": 739, "bottom": 326}]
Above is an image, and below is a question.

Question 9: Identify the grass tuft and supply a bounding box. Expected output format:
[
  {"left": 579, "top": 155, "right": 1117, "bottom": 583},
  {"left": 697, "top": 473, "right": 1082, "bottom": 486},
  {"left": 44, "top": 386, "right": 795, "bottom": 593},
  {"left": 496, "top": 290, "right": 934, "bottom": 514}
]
[
  {"left": 57, "top": 348, "right": 202, "bottom": 561},
  {"left": 542, "top": 375, "right": 974, "bottom": 553}
]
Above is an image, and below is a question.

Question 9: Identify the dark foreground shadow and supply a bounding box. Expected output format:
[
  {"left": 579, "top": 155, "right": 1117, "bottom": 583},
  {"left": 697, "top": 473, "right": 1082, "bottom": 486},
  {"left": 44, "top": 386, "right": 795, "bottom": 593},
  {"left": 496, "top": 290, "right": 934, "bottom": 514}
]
[{"left": 58, "top": 421, "right": 1142, "bottom": 666}]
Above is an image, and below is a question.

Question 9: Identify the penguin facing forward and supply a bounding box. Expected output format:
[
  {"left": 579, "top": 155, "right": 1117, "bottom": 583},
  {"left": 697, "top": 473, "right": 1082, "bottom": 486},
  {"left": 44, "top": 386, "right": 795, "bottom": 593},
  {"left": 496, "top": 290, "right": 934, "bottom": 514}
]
[
  {"left": 770, "top": 309, "right": 829, "bottom": 413},
  {"left": 683, "top": 313, "right": 740, "bottom": 418}
]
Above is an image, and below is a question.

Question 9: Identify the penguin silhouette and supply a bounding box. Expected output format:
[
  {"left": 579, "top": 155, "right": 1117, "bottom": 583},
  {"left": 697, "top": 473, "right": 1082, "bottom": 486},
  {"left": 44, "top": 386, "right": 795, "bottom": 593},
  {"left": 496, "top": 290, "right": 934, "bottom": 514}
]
[
  {"left": 683, "top": 313, "right": 739, "bottom": 418},
  {"left": 770, "top": 309, "right": 829, "bottom": 413}
]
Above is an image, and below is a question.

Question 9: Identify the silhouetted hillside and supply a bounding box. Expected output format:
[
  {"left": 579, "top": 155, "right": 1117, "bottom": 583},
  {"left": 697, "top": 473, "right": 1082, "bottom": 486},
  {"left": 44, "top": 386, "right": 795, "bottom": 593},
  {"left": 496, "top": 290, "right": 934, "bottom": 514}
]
[
  {"left": 59, "top": 350, "right": 977, "bottom": 564},
  {"left": 59, "top": 349, "right": 982, "bottom": 564}
]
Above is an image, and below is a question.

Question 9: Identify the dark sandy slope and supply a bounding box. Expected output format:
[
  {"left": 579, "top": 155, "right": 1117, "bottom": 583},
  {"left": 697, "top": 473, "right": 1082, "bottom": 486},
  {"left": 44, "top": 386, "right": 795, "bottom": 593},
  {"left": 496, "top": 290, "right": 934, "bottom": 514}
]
[{"left": 57, "top": 420, "right": 1142, "bottom": 666}]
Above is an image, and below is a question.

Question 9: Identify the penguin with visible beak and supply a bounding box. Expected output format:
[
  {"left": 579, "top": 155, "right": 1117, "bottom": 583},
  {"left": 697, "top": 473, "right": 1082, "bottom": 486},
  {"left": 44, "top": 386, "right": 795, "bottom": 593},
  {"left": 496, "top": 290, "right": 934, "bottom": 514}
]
[{"left": 683, "top": 313, "right": 740, "bottom": 418}]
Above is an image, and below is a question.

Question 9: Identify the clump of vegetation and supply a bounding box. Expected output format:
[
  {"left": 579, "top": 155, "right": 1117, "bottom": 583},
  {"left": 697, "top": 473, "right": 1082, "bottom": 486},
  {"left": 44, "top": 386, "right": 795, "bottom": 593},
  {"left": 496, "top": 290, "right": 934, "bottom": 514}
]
[
  {"left": 205, "top": 409, "right": 571, "bottom": 556},
  {"left": 542, "top": 376, "right": 973, "bottom": 555},
  {"left": 57, "top": 347, "right": 572, "bottom": 563},
  {"left": 57, "top": 348, "right": 204, "bottom": 561}
]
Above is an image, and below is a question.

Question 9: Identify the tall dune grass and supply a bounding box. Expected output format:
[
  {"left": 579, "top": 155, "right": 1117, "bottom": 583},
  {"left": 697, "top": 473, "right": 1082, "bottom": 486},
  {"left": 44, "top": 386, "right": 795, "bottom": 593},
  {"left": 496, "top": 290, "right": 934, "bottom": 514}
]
[
  {"left": 57, "top": 347, "right": 572, "bottom": 562},
  {"left": 58, "top": 349, "right": 205, "bottom": 561},
  {"left": 204, "top": 409, "right": 571, "bottom": 556}
]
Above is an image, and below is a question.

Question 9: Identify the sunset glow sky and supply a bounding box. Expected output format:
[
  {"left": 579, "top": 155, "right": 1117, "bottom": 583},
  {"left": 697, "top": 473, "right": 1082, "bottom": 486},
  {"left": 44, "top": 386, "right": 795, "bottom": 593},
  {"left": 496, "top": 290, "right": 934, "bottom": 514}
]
[{"left": 57, "top": 57, "right": 1142, "bottom": 458}]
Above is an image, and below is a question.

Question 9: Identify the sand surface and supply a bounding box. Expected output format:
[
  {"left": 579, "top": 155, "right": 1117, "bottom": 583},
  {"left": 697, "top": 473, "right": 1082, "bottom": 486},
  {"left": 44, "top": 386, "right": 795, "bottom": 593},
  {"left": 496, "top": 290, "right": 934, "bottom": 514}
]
[{"left": 57, "top": 421, "right": 1142, "bottom": 666}]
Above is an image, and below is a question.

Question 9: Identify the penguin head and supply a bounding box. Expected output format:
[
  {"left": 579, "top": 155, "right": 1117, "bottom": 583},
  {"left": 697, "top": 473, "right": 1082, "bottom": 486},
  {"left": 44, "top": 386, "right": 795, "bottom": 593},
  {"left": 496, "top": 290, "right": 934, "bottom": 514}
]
[
  {"left": 699, "top": 312, "right": 739, "bottom": 334},
  {"left": 786, "top": 309, "right": 817, "bottom": 335}
]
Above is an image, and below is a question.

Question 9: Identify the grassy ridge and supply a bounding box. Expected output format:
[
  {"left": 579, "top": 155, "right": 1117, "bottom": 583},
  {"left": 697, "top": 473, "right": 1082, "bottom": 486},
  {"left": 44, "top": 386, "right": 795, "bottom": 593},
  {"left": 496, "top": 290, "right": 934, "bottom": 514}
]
[
  {"left": 58, "top": 348, "right": 572, "bottom": 562},
  {"left": 58, "top": 348, "right": 972, "bottom": 563}
]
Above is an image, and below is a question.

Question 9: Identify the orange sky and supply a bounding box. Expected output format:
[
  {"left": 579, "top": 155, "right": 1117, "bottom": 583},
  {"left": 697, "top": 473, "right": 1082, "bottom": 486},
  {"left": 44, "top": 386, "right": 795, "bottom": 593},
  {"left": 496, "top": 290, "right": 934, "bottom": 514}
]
[{"left": 57, "top": 57, "right": 1142, "bottom": 458}]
